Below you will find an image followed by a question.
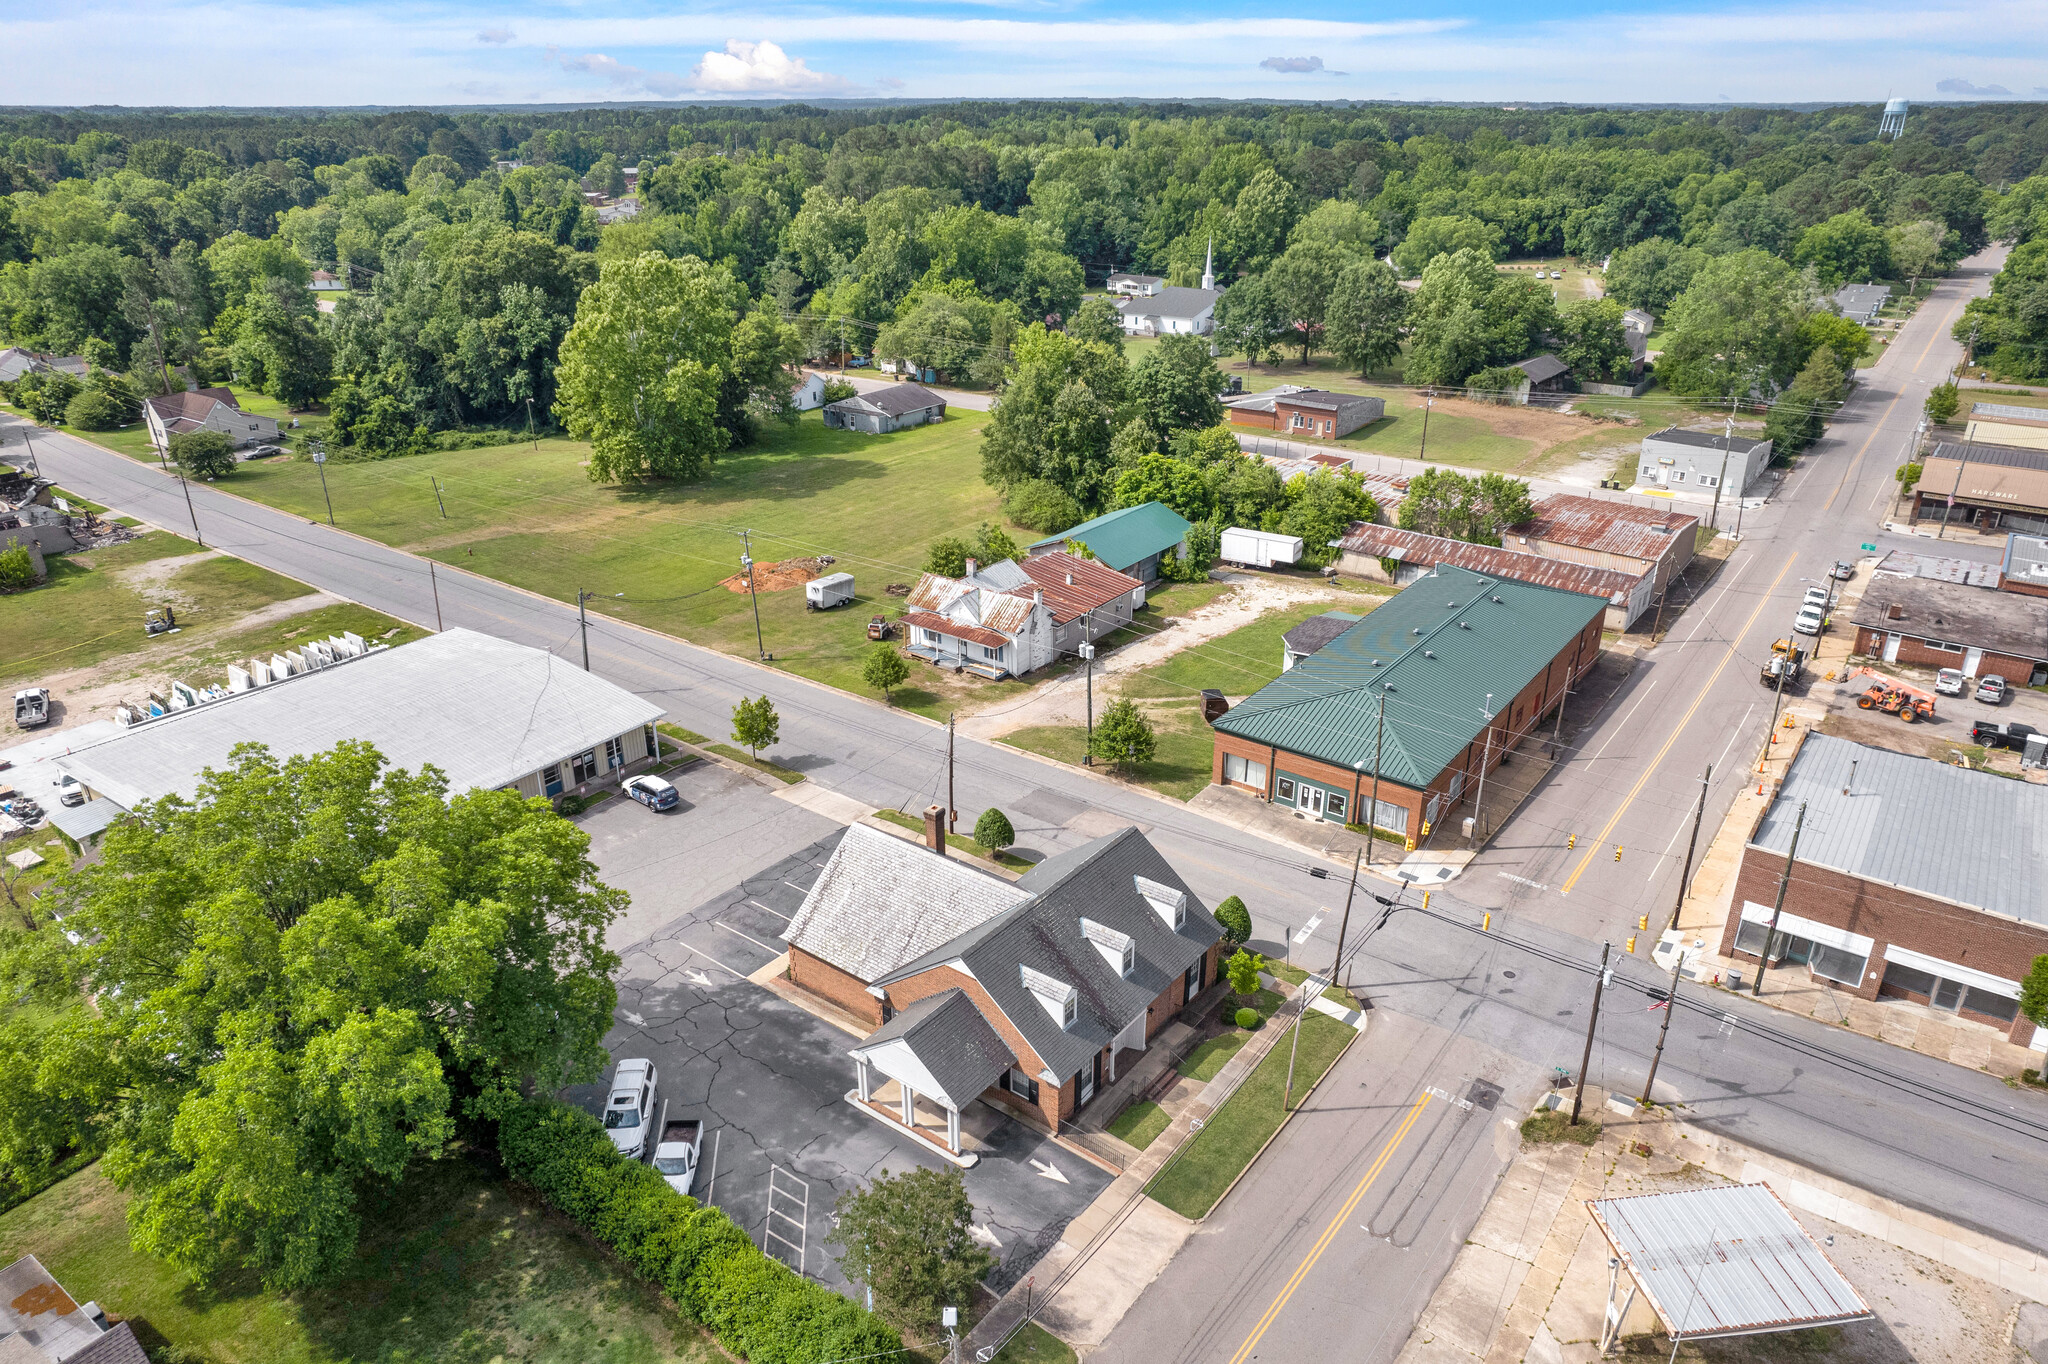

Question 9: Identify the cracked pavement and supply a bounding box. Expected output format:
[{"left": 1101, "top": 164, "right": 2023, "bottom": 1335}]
[{"left": 566, "top": 772, "right": 1112, "bottom": 1294}]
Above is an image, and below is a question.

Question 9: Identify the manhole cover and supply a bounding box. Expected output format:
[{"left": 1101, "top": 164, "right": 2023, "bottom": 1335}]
[
  {"left": 1466, "top": 1080, "right": 1503, "bottom": 1112},
  {"left": 1500, "top": 969, "right": 1517, "bottom": 980}
]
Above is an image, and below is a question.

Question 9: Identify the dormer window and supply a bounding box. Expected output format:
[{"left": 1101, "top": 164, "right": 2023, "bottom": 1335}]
[
  {"left": 1021, "top": 964, "right": 1080, "bottom": 1030},
  {"left": 1135, "top": 876, "right": 1186, "bottom": 930},
  {"left": 1081, "top": 918, "right": 1136, "bottom": 978}
]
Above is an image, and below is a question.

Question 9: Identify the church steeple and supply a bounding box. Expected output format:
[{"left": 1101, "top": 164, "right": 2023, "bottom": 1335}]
[{"left": 1201, "top": 236, "right": 1215, "bottom": 291}]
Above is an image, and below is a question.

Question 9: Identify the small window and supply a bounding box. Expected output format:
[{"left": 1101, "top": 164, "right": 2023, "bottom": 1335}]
[
  {"left": 1698, "top": 475, "right": 1719, "bottom": 488},
  {"left": 644, "top": 723, "right": 657, "bottom": 756},
  {"left": 605, "top": 736, "right": 625, "bottom": 769},
  {"left": 982, "top": 643, "right": 1005, "bottom": 661},
  {"left": 1275, "top": 777, "right": 1296, "bottom": 802},
  {"left": 1006, "top": 1069, "right": 1039, "bottom": 1104},
  {"left": 1670, "top": 470, "right": 1687, "bottom": 483},
  {"left": 1325, "top": 791, "right": 1347, "bottom": 820},
  {"left": 1063, "top": 992, "right": 1078, "bottom": 1028},
  {"left": 1641, "top": 465, "right": 1656, "bottom": 478},
  {"left": 1121, "top": 940, "right": 1135, "bottom": 978},
  {"left": 923, "top": 629, "right": 943, "bottom": 646}
]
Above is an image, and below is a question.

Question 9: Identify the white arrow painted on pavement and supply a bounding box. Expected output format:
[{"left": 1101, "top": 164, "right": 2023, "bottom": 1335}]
[
  {"left": 1029, "top": 1158, "right": 1069, "bottom": 1184},
  {"left": 685, "top": 968, "right": 714, "bottom": 988},
  {"left": 623, "top": 1010, "right": 646, "bottom": 1026},
  {"left": 969, "top": 1222, "right": 1003, "bottom": 1249}
]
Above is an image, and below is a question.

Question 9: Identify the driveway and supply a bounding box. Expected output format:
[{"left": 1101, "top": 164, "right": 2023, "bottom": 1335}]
[{"left": 569, "top": 824, "right": 1113, "bottom": 1293}]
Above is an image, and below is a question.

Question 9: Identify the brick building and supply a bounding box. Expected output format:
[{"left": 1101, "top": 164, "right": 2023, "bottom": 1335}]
[
  {"left": 1208, "top": 564, "right": 1606, "bottom": 844},
  {"left": 1719, "top": 734, "right": 2048, "bottom": 1050},
  {"left": 1222, "top": 385, "right": 1385, "bottom": 439},
  {"left": 783, "top": 821, "right": 1225, "bottom": 1149},
  {"left": 1508, "top": 494, "right": 1700, "bottom": 600},
  {"left": 1850, "top": 571, "right": 2048, "bottom": 685}
]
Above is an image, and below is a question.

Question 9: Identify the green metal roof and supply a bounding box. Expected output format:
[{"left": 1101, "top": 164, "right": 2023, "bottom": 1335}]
[
  {"left": 1212, "top": 565, "right": 1606, "bottom": 790},
  {"left": 1029, "top": 502, "right": 1191, "bottom": 572}
]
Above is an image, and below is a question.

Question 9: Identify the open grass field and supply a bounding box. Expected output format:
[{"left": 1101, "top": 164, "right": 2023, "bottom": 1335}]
[
  {"left": 1002, "top": 703, "right": 1217, "bottom": 801},
  {"left": 119, "top": 410, "right": 1037, "bottom": 722},
  {"left": 0, "top": 1158, "right": 723, "bottom": 1364},
  {"left": 1144, "top": 1009, "right": 1353, "bottom": 1220},
  {"left": 1, "top": 530, "right": 322, "bottom": 693}
]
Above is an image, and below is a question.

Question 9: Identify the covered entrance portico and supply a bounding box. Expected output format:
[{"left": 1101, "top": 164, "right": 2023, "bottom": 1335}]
[{"left": 848, "top": 989, "right": 1015, "bottom": 1158}]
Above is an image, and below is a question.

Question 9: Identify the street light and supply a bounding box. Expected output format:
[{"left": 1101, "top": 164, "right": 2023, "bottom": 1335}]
[{"left": 577, "top": 589, "right": 625, "bottom": 670}]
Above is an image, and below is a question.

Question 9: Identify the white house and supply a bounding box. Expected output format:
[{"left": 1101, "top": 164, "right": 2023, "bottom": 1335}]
[
  {"left": 143, "top": 387, "right": 280, "bottom": 454},
  {"left": 1106, "top": 273, "right": 1166, "bottom": 297},
  {"left": 1118, "top": 242, "right": 1223, "bottom": 337},
  {"left": 903, "top": 560, "right": 1057, "bottom": 679},
  {"left": 1637, "top": 427, "right": 1774, "bottom": 497},
  {"left": 792, "top": 372, "right": 828, "bottom": 411}
]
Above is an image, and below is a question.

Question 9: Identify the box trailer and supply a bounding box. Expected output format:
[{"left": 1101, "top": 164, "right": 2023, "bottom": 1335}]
[
  {"left": 1220, "top": 528, "right": 1305, "bottom": 568},
  {"left": 806, "top": 572, "right": 856, "bottom": 610}
]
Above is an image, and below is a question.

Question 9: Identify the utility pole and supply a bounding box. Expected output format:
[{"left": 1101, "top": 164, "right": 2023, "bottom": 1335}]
[
  {"left": 1751, "top": 802, "right": 1807, "bottom": 997},
  {"left": 1470, "top": 694, "right": 1495, "bottom": 843},
  {"left": 1758, "top": 639, "right": 1793, "bottom": 771},
  {"left": 1291, "top": 848, "right": 1362, "bottom": 1112},
  {"left": 1708, "top": 413, "right": 1734, "bottom": 531},
  {"left": 17, "top": 426, "right": 40, "bottom": 480},
  {"left": 312, "top": 448, "right": 334, "bottom": 525},
  {"left": 1571, "top": 942, "right": 1611, "bottom": 1126},
  {"left": 431, "top": 476, "right": 448, "bottom": 518},
  {"left": 947, "top": 712, "right": 957, "bottom": 835},
  {"left": 740, "top": 530, "right": 766, "bottom": 660},
  {"left": 525, "top": 397, "right": 538, "bottom": 450},
  {"left": 1418, "top": 393, "right": 1434, "bottom": 460},
  {"left": 176, "top": 470, "right": 204, "bottom": 547},
  {"left": 429, "top": 561, "right": 444, "bottom": 631},
  {"left": 1364, "top": 690, "right": 1387, "bottom": 868},
  {"left": 578, "top": 589, "right": 593, "bottom": 670},
  {"left": 1641, "top": 767, "right": 1711, "bottom": 1107},
  {"left": 1081, "top": 608, "right": 1097, "bottom": 765}
]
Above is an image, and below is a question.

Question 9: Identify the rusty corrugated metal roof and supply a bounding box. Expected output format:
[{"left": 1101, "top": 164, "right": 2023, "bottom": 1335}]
[
  {"left": 1337, "top": 524, "right": 1642, "bottom": 606},
  {"left": 1517, "top": 494, "right": 1698, "bottom": 563},
  {"left": 1018, "top": 552, "right": 1143, "bottom": 624},
  {"left": 903, "top": 610, "right": 1011, "bottom": 649}
]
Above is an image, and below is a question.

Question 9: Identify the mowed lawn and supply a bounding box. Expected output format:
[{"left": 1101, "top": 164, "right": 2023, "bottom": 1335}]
[
  {"left": 174, "top": 411, "right": 1023, "bottom": 720},
  {"left": 1, "top": 531, "right": 322, "bottom": 691},
  {"left": 0, "top": 1159, "right": 723, "bottom": 1364}
]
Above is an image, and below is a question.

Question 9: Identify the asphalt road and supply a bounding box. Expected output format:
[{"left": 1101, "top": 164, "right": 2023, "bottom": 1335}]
[{"left": 13, "top": 246, "right": 2048, "bottom": 1308}]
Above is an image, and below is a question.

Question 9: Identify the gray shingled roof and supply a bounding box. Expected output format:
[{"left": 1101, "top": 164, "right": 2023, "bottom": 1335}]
[
  {"left": 828, "top": 383, "right": 945, "bottom": 418},
  {"left": 876, "top": 827, "right": 1221, "bottom": 1082},
  {"left": 1647, "top": 427, "right": 1771, "bottom": 454},
  {"left": 849, "top": 988, "right": 1015, "bottom": 1109},
  {"left": 65, "top": 1323, "right": 151, "bottom": 1364},
  {"left": 1282, "top": 611, "right": 1364, "bottom": 659},
  {"left": 1513, "top": 354, "right": 1570, "bottom": 384},
  {"left": 783, "top": 823, "right": 1028, "bottom": 983},
  {"left": 1755, "top": 734, "right": 2048, "bottom": 928},
  {"left": 1117, "top": 286, "right": 1221, "bottom": 321}
]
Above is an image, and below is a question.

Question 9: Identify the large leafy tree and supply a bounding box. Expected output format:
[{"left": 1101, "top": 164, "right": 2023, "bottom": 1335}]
[
  {"left": 1404, "top": 249, "right": 1556, "bottom": 387},
  {"left": 979, "top": 323, "right": 1127, "bottom": 509},
  {"left": 1793, "top": 210, "right": 1893, "bottom": 291},
  {"left": 1, "top": 742, "right": 624, "bottom": 1289},
  {"left": 1603, "top": 238, "right": 1702, "bottom": 315},
  {"left": 556, "top": 251, "right": 737, "bottom": 481},
  {"left": 1324, "top": 259, "right": 1408, "bottom": 377},
  {"left": 1212, "top": 272, "right": 1289, "bottom": 369},
  {"left": 1395, "top": 468, "right": 1533, "bottom": 546},
  {"left": 1127, "top": 332, "right": 1223, "bottom": 447},
  {"left": 829, "top": 1167, "right": 994, "bottom": 1335},
  {"left": 1554, "top": 298, "right": 1632, "bottom": 385},
  {"left": 1656, "top": 250, "right": 1810, "bottom": 397}
]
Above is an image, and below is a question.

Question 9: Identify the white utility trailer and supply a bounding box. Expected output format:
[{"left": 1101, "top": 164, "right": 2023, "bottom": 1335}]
[
  {"left": 1219, "top": 528, "right": 1305, "bottom": 568},
  {"left": 806, "top": 572, "right": 856, "bottom": 610}
]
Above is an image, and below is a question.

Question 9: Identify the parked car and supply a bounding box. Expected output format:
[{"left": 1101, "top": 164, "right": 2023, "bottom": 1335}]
[
  {"left": 603, "top": 1059, "right": 657, "bottom": 1158},
  {"left": 1802, "top": 586, "right": 1832, "bottom": 610},
  {"left": 1974, "top": 674, "right": 2007, "bottom": 705},
  {"left": 1832, "top": 560, "right": 1855, "bottom": 580},
  {"left": 1970, "top": 719, "right": 2005, "bottom": 745},
  {"left": 1935, "top": 668, "right": 1966, "bottom": 696},
  {"left": 623, "top": 774, "right": 679, "bottom": 811},
  {"left": 1792, "top": 605, "right": 1825, "bottom": 636}
]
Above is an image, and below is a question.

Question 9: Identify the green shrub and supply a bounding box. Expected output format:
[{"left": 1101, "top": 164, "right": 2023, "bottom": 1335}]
[
  {"left": 64, "top": 389, "right": 122, "bottom": 430},
  {"left": 0, "top": 540, "right": 38, "bottom": 591},
  {"left": 168, "top": 429, "right": 236, "bottom": 478},
  {"left": 1213, "top": 895, "right": 1252, "bottom": 946},
  {"left": 974, "top": 807, "right": 1015, "bottom": 852},
  {"left": 1003, "top": 478, "right": 1083, "bottom": 535},
  {"left": 1235, "top": 1007, "right": 1259, "bottom": 1029},
  {"left": 496, "top": 1097, "right": 905, "bottom": 1363}
]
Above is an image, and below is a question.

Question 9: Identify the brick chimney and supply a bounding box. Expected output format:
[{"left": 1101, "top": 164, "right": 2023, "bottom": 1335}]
[
  {"left": 923, "top": 804, "right": 947, "bottom": 855},
  {"left": 964, "top": 558, "right": 977, "bottom": 579}
]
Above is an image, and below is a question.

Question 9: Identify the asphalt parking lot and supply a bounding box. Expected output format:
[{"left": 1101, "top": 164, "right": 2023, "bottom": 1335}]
[{"left": 571, "top": 801, "right": 1113, "bottom": 1294}]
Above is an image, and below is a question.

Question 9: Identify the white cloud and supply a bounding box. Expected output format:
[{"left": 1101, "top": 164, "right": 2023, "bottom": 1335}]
[
  {"left": 549, "top": 46, "right": 691, "bottom": 97},
  {"left": 689, "top": 39, "right": 846, "bottom": 93},
  {"left": 476, "top": 28, "right": 514, "bottom": 45},
  {"left": 1260, "top": 56, "right": 1323, "bottom": 72},
  {"left": 1935, "top": 77, "right": 2016, "bottom": 97}
]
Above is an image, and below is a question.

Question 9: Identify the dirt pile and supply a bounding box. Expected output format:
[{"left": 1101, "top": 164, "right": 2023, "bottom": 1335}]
[{"left": 718, "top": 556, "right": 829, "bottom": 593}]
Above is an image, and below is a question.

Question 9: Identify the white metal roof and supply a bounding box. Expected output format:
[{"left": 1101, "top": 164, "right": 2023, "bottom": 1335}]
[
  {"left": 52, "top": 629, "right": 663, "bottom": 809},
  {"left": 1588, "top": 1184, "right": 1872, "bottom": 1339}
]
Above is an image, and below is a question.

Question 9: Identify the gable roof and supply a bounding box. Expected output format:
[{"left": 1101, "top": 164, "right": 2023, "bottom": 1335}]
[
  {"left": 783, "top": 823, "right": 1028, "bottom": 983},
  {"left": 1338, "top": 524, "right": 1644, "bottom": 608},
  {"left": 848, "top": 988, "right": 1015, "bottom": 1110},
  {"left": 1028, "top": 502, "right": 1191, "bottom": 572},
  {"left": 144, "top": 387, "right": 242, "bottom": 428},
  {"left": 1513, "top": 354, "right": 1570, "bottom": 384},
  {"left": 904, "top": 570, "right": 1039, "bottom": 636},
  {"left": 1212, "top": 564, "right": 1606, "bottom": 789},
  {"left": 876, "top": 827, "right": 1221, "bottom": 1081},
  {"left": 1117, "top": 286, "right": 1220, "bottom": 320},
  {"left": 828, "top": 383, "right": 945, "bottom": 418},
  {"left": 1516, "top": 495, "right": 1698, "bottom": 562},
  {"left": 1017, "top": 552, "right": 1143, "bottom": 624}
]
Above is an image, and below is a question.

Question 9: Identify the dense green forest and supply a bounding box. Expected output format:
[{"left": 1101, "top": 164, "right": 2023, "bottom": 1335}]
[{"left": 1, "top": 99, "right": 2044, "bottom": 489}]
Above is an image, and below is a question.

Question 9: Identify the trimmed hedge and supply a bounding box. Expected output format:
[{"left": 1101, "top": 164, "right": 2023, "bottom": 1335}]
[{"left": 498, "top": 1099, "right": 906, "bottom": 1364}]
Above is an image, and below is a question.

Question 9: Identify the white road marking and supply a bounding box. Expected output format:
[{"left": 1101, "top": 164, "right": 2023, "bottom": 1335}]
[
  {"left": 1293, "top": 913, "right": 1325, "bottom": 944},
  {"left": 623, "top": 1010, "right": 646, "bottom": 1026},
  {"left": 969, "top": 1223, "right": 1003, "bottom": 1249},
  {"left": 1030, "top": 1158, "right": 1069, "bottom": 1183},
  {"left": 747, "top": 897, "right": 795, "bottom": 922},
  {"left": 1586, "top": 680, "right": 1659, "bottom": 765},
  {"left": 685, "top": 968, "right": 715, "bottom": 987},
  {"left": 1497, "top": 873, "right": 1547, "bottom": 890},
  {"left": 716, "top": 919, "right": 780, "bottom": 953}
]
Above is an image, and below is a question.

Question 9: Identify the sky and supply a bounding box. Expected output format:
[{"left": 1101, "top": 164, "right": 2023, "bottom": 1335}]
[{"left": 5, "top": 0, "right": 2047, "bottom": 108}]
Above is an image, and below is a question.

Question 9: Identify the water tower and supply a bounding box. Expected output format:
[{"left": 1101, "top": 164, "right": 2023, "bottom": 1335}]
[{"left": 1879, "top": 97, "right": 1909, "bottom": 140}]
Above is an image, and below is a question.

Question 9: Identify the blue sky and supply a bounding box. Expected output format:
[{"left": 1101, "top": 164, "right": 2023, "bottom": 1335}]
[{"left": 8, "top": 0, "right": 2047, "bottom": 107}]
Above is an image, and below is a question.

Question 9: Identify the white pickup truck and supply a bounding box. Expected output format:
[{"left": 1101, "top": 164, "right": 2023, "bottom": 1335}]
[
  {"left": 602, "top": 1058, "right": 657, "bottom": 1158},
  {"left": 653, "top": 1115, "right": 703, "bottom": 1196}
]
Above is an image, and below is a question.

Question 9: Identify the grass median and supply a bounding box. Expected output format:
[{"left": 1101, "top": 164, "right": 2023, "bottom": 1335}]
[{"left": 1145, "top": 1009, "right": 1354, "bottom": 1220}]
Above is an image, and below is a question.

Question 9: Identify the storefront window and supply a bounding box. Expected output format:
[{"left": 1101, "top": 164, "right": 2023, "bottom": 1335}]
[
  {"left": 1223, "top": 753, "right": 1268, "bottom": 790},
  {"left": 1275, "top": 776, "right": 1296, "bottom": 802}
]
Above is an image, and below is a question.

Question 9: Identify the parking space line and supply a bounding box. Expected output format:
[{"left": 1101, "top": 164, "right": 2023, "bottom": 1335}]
[
  {"left": 746, "top": 897, "right": 796, "bottom": 922},
  {"left": 717, "top": 920, "right": 782, "bottom": 954}
]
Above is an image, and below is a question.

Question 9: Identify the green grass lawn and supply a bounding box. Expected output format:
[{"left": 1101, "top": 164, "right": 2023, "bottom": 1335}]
[
  {"left": 1146, "top": 1010, "right": 1354, "bottom": 1219},
  {"left": 1, "top": 531, "right": 323, "bottom": 692},
  {"left": 1118, "top": 598, "right": 1375, "bottom": 704},
  {"left": 1105, "top": 1099, "right": 1173, "bottom": 1151},
  {"left": 1002, "top": 702, "right": 1218, "bottom": 801},
  {"left": 1177, "top": 988, "right": 1285, "bottom": 1080},
  {"left": 869, "top": 807, "right": 1032, "bottom": 869},
  {"left": 986, "top": 1322, "right": 1077, "bottom": 1364},
  {"left": 0, "top": 1158, "right": 723, "bottom": 1364},
  {"left": 1263, "top": 961, "right": 1361, "bottom": 1010},
  {"left": 113, "top": 410, "right": 1040, "bottom": 723}
]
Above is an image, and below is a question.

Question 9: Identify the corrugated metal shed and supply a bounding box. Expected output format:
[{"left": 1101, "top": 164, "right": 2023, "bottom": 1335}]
[
  {"left": 1027, "top": 502, "right": 1191, "bottom": 573},
  {"left": 1588, "top": 1183, "right": 1872, "bottom": 1339},
  {"left": 1338, "top": 524, "right": 1643, "bottom": 607},
  {"left": 1752, "top": 733, "right": 2048, "bottom": 928},
  {"left": 1517, "top": 494, "right": 1698, "bottom": 564},
  {"left": 1211, "top": 564, "right": 1605, "bottom": 789}
]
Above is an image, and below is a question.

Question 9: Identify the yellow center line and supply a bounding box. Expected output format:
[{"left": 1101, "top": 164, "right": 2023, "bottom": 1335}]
[
  {"left": 1558, "top": 552, "right": 1799, "bottom": 895},
  {"left": 1822, "top": 391, "right": 1904, "bottom": 514},
  {"left": 1913, "top": 299, "right": 1963, "bottom": 372},
  {"left": 1226, "top": 1093, "right": 1432, "bottom": 1364}
]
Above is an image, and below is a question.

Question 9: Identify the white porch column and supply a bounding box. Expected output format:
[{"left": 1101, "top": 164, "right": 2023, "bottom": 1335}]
[
  {"left": 901, "top": 1084, "right": 916, "bottom": 1127},
  {"left": 856, "top": 1058, "right": 871, "bottom": 1103},
  {"left": 947, "top": 1106, "right": 961, "bottom": 1154}
]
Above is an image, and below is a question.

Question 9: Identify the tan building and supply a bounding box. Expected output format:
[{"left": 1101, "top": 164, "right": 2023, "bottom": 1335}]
[
  {"left": 1508, "top": 494, "right": 1699, "bottom": 599},
  {"left": 142, "top": 386, "right": 280, "bottom": 454},
  {"left": 1912, "top": 440, "right": 2048, "bottom": 536}
]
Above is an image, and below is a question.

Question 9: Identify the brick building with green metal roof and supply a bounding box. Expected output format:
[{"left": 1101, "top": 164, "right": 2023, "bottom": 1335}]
[
  {"left": 1027, "top": 501, "right": 1191, "bottom": 583},
  {"left": 1209, "top": 564, "right": 1606, "bottom": 845}
]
